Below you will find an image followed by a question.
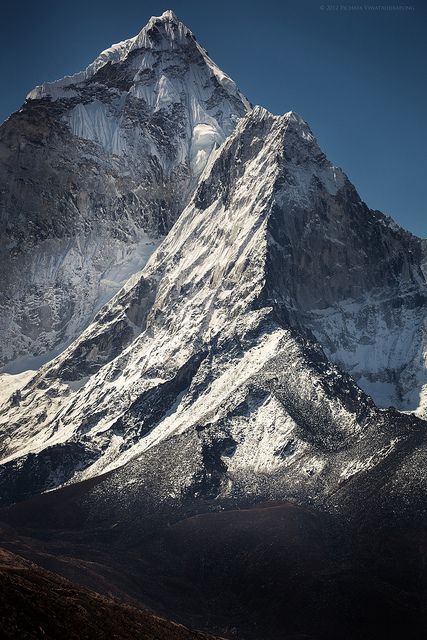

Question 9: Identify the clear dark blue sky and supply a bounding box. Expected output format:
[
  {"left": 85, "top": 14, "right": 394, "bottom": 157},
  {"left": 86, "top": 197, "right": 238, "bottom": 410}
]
[{"left": 1, "top": 0, "right": 425, "bottom": 236}]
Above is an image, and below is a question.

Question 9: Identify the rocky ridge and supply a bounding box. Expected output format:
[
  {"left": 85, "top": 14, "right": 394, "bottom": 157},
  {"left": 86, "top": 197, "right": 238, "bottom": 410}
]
[{"left": 0, "top": 107, "right": 425, "bottom": 511}]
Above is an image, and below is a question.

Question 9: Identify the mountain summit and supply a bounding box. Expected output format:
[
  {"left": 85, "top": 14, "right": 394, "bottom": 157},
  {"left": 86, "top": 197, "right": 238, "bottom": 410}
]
[
  {"left": 27, "top": 9, "right": 249, "bottom": 121},
  {"left": 0, "top": 11, "right": 250, "bottom": 370}
]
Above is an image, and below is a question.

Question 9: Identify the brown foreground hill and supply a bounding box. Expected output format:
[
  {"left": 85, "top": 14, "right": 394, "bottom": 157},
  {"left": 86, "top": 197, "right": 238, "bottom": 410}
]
[{"left": 0, "top": 547, "right": 219, "bottom": 640}]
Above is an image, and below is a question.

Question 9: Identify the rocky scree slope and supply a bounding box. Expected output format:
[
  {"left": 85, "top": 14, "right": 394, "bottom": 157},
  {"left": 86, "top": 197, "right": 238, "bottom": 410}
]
[
  {"left": 0, "top": 107, "right": 425, "bottom": 512},
  {"left": 0, "top": 10, "right": 250, "bottom": 370}
]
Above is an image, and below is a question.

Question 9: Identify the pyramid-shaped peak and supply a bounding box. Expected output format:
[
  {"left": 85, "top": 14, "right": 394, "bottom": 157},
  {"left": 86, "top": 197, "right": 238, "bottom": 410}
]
[
  {"left": 136, "top": 9, "right": 193, "bottom": 48},
  {"left": 27, "top": 11, "right": 197, "bottom": 100},
  {"left": 144, "top": 8, "right": 189, "bottom": 31},
  {"left": 158, "top": 9, "right": 180, "bottom": 22}
]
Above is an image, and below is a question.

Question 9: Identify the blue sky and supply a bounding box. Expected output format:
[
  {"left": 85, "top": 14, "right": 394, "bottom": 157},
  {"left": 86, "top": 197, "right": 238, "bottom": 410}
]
[{"left": 1, "top": 0, "right": 425, "bottom": 236}]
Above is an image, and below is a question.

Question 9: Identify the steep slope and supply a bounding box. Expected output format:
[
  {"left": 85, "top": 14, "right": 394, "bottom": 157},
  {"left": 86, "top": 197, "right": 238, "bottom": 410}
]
[
  {"left": 0, "top": 10, "right": 250, "bottom": 370},
  {"left": 0, "top": 107, "right": 425, "bottom": 509}
]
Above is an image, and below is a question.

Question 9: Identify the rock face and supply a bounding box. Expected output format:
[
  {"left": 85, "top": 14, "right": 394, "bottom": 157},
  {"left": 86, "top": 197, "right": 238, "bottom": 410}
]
[
  {"left": 0, "top": 107, "right": 425, "bottom": 511},
  {"left": 0, "top": 10, "right": 250, "bottom": 370}
]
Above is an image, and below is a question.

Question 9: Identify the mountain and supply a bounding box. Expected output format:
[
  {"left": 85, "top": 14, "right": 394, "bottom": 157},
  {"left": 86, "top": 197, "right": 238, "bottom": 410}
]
[
  {"left": 0, "top": 11, "right": 426, "bottom": 639},
  {"left": 0, "top": 106, "right": 425, "bottom": 513},
  {"left": 0, "top": 10, "right": 250, "bottom": 371}
]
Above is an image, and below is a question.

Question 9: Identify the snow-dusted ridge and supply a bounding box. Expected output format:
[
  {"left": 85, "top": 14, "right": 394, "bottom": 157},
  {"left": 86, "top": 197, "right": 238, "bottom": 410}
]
[{"left": 0, "top": 106, "right": 425, "bottom": 507}]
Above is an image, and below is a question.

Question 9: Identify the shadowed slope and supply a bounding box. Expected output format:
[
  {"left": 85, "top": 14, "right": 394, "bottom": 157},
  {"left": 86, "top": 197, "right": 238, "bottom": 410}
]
[
  {"left": 0, "top": 499, "right": 426, "bottom": 640},
  {"left": 0, "top": 547, "right": 220, "bottom": 640}
]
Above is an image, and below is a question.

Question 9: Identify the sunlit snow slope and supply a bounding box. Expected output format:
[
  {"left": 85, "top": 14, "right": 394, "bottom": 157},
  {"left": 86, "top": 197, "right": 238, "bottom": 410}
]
[{"left": 0, "top": 107, "right": 425, "bottom": 506}]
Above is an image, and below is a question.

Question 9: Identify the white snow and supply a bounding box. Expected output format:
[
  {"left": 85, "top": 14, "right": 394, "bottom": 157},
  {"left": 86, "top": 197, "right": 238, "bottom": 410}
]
[
  {"left": 0, "top": 370, "right": 35, "bottom": 408},
  {"left": 309, "top": 292, "right": 427, "bottom": 413},
  {"left": 65, "top": 101, "right": 126, "bottom": 155}
]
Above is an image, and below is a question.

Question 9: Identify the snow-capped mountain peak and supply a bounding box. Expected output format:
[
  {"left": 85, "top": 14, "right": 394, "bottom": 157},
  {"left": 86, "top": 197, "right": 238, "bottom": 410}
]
[
  {"left": 1, "top": 11, "right": 250, "bottom": 369},
  {"left": 27, "top": 10, "right": 190, "bottom": 99},
  {"left": 0, "top": 18, "right": 426, "bottom": 638},
  {"left": 27, "top": 10, "right": 249, "bottom": 112},
  {"left": 138, "top": 8, "right": 192, "bottom": 46}
]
